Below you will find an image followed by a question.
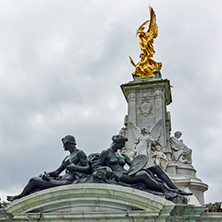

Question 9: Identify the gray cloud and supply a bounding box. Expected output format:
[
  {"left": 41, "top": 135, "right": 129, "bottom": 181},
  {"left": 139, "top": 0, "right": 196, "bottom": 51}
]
[{"left": 0, "top": 0, "right": 221, "bottom": 203}]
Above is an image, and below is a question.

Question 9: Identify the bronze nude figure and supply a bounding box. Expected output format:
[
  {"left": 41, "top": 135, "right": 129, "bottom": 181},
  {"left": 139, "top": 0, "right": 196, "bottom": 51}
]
[
  {"left": 7, "top": 134, "right": 192, "bottom": 202},
  {"left": 7, "top": 135, "right": 90, "bottom": 201},
  {"left": 96, "top": 135, "right": 192, "bottom": 200}
]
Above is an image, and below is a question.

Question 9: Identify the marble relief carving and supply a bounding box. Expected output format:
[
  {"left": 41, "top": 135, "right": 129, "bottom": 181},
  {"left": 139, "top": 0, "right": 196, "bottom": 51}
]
[{"left": 139, "top": 99, "right": 152, "bottom": 117}]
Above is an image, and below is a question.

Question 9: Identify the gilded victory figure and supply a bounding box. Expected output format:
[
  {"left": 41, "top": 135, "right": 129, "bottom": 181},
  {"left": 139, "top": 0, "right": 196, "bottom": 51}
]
[{"left": 129, "top": 6, "right": 162, "bottom": 78}]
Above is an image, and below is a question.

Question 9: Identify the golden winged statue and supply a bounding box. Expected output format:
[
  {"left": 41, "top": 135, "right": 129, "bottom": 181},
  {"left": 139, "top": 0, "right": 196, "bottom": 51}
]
[{"left": 129, "top": 6, "right": 162, "bottom": 78}]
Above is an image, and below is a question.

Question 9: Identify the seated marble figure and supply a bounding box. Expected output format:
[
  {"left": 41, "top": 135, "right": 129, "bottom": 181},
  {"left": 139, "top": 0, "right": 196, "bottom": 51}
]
[
  {"left": 7, "top": 135, "right": 90, "bottom": 201},
  {"left": 170, "top": 131, "right": 192, "bottom": 164}
]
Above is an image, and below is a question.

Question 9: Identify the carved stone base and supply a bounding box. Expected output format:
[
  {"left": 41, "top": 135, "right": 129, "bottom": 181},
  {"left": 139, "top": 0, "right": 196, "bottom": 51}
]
[
  {"left": 0, "top": 184, "right": 213, "bottom": 222},
  {"left": 176, "top": 164, "right": 197, "bottom": 178},
  {"left": 166, "top": 162, "right": 197, "bottom": 178},
  {"left": 168, "top": 172, "right": 208, "bottom": 206}
]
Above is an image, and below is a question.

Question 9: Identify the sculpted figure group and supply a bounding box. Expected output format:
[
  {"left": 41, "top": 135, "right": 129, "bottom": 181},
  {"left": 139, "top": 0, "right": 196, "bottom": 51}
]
[
  {"left": 7, "top": 134, "right": 192, "bottom": 202},
  {"left": 129, "top": 6, "right": 162, "bottom": 78},
  {"left": 128, "top": 119, "right": 168, "bottom": 170},
  {"left": 126, "top": 120, "right": 192, "bottom": 168}
]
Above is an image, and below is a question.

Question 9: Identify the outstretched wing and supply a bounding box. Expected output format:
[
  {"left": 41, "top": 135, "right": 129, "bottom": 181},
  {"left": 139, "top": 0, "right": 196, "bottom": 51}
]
[
  {"left": 128, "top": 122, "right": 141, "bottom": 141},
  {"left": 150, "top": 118, "right": 163, "bottom": 141},
  {"left": 136, "top": 20, "right": 149, "bottom": 36},
  {"left": 147, "top": 5, "right": 158, "bottom": 40}
]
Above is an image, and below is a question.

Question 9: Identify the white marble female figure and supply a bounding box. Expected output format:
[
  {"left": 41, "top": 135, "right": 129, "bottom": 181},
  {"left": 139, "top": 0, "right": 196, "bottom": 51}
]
[{"left": 129, "top": 119, "right": 163, "bottom": 166}]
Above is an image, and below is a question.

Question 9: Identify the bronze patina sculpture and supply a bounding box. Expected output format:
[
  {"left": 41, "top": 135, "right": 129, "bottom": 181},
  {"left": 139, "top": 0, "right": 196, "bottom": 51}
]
[
  {"left": 129, "top": 6, "right": 162, "bottom": 78},
  {"left": 7, "top": 135, "right": 192, "bottom": 202},
  {"left": 7, "top": 135, "right": 90, "bottom": 201},
  {"left": 95, "top": 135, "right": 191, "bottom": 200}
]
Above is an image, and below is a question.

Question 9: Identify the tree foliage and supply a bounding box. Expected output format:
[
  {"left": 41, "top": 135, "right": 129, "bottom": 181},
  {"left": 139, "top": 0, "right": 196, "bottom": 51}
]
[{"left": 205, "top": 201, "right": 221, "bottom": 212}]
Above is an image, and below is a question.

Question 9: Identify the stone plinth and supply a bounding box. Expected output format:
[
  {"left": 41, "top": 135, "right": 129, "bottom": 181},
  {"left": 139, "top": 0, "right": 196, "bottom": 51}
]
[
  {"left": 120, "top": 78, "right": 208, "bottom": 206},
  {"left": 0, "top": 184, "right": 214, "bottom": 222},
  {"left": 121, "top": 78, "right": 172, "bottom": 152},
  {"left": 0, "top": 184, "right": 176, "bottom": 221},
  {"left": 1, "top": 184, "right": 219, "bottom": 222}
]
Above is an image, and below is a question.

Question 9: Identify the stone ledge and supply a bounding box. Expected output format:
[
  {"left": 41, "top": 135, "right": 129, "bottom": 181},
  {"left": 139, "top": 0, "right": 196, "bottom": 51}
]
[
  {"left": 0, "top": 183, "right": 212, "bottom": 222},
  {"left": 121, "top": 78, "right": 172, "bottom": 105},
  {"left": 5, "top": 183, "right": 174, "bottom": 215}
]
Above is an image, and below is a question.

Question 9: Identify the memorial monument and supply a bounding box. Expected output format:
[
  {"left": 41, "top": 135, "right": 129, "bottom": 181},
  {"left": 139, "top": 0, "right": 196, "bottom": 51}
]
[
  {"left": 120, "top": 6, "right": 208, "bottom": 206},
  {"left": 0, "top": 5, "right": 215, "bottom": 222}
]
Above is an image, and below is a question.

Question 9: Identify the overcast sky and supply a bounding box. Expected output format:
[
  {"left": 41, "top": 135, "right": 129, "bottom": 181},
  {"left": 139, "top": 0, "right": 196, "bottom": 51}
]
[{"left": 0, "top": 0, "right": 221, "bottom": 204}]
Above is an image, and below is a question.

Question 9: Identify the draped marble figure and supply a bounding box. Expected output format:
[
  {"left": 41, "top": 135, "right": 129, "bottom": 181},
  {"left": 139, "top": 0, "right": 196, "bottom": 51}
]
[
  {"left": 170, "top": 131, "right": 192, "bottom": 165},
  {"left": 129, "top": 119, "right": 163, "bottom": 166}
]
